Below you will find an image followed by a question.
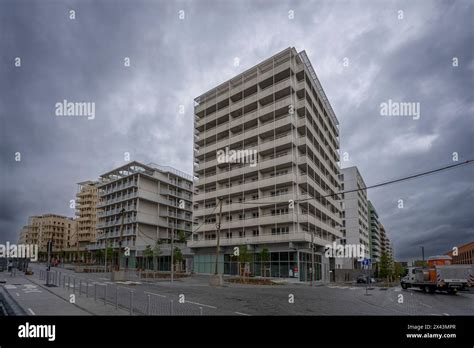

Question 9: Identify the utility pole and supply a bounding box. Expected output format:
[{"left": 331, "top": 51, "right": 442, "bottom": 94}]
[
  {"left": 214, "top": 197, "right": 223, "bottom": 275},
  {"left": 47, "top": 240, "right": 52, "bottom": 271},
  {"left": 117, "top": 208, "right": 126, "bottom": 271},
  {"left": 311, "top": 232, "right": 315, "bottom": 287},
  {"left": 171, "top": 228, "right": 174, "bottom": 283},
  {"left": 104, "top": 232, "right": 108, "bottom": 273}
]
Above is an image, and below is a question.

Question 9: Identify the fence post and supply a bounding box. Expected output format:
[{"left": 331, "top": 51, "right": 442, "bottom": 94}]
[
  {"left": 115, "top": 287, "right": 119, "bottom": 310},
  {"left": 147, "top": 294, "right": 151, "bottom": 315},
  {"left": 58, "top": 272, "right": 61, "bottom": 287}
]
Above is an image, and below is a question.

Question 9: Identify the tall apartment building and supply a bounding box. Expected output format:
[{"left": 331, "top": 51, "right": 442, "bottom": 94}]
[
  {"left": 189, "top": 47, "right": 343, "bottom": 282},
  {"left": 93, "top": 161, "right": 193, "bottom": 270},
  {"left": 25, "top": 214, "right": 77, "bottom": 261},
  {"left": 63, "top": 181, "right": 99, "bottom": 263},
  {"left": 340, "top": 166, "right": 370, "bottom": 269},
  {"left": 368, "top": 200, "right": 381, "bottom": 263}
]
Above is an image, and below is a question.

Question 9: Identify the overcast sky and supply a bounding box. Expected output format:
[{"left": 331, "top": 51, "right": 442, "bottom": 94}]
[{"left": 1, "top": 0, "right": 472, "bottom": 261}]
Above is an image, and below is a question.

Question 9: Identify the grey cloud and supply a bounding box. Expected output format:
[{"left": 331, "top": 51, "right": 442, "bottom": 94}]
[{"left": 1, "top": 0, "right": 472, "bottom": 261}]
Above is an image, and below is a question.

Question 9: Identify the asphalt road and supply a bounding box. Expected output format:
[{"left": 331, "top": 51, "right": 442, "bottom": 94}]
[{"left": 11, "top": 264, "right": 474, "bottom": 316}]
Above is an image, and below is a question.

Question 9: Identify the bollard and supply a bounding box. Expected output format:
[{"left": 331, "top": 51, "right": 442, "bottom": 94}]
[
  {"left": 104, "top": 284, "right": 107, "bottom": 305},
  {"left": 170, "top": 299, "right": 174, "bottom": 315},
  {"left": 115, "top": 287, "right": 119, "bottom": 310},
  {"left": 147, "top": 294, "right": 151, "bottom": 315},
  {"left": 199, "top": 307, "right": 203, "bottom": 316},
  {"left": 129, "top": 291, "right": 134, "bottom": 315}
]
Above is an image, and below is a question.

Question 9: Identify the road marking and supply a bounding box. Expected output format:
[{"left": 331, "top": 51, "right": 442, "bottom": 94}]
[
  {"left": 15, "top": 292, "right": 20, "bottom": 297},
  {"left": 443, "top": 313, "right": 450, "bottom": 316},
  {"left": 27, "top": 308, "right": 36, "bottom": 315},
  {"left": 349, "top": 287, "right": 358, "bottom": 290},
  {"left": 394, "top": 288, "right": 402, "bottom": 292},
  {"left": 144, "top": 291, "right": 166, "bottom": 298},
  {"left": 185, "top": 300, "right": 217, "bottom": 309},
  {"left": 5, "top": 285, "right": 17, "bottom": 289},
  {"left": 420, "top": 302, "right": 433, "bottom": 308},
  {"left": 235, "top": 311, "right": 251, "bottom": 316}
]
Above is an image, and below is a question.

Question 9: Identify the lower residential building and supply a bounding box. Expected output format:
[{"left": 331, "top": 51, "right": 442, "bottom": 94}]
[
  {"left": 445, "top": 241, "right": 473, "bottom": 264},
  {"left": 22, "top": 214, "right": 77, "bottom": 261},
  {"left": 91, "top": 161, "right": 194, "bottom": 271}
]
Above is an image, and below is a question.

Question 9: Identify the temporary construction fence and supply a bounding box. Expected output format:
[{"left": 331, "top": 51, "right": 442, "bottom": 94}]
[{"left": 38, "top": 269, "right": 215, "bottom": 316}]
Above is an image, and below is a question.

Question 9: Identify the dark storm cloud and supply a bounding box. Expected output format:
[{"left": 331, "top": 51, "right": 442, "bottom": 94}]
[{"left": 1, "top": 0, "right": 472, "bottom": 262}]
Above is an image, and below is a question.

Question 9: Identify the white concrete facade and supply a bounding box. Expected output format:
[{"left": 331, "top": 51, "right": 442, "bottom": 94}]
[{"left": 189, "top": 47, "right": 343, "bottom": 282}]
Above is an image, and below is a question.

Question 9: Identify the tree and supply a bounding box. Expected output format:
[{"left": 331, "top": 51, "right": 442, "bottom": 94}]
[
  {"left": 414, "top": 260, "right": 428, "bottom": 267},
  {"left": 173, "top": 247, "right": 183, "bottom": 272},
  {"left": 393, "top": 262, "right": 406, "bottom": 280},
  {"left": 153, "top": 241, "right": 162, "bottom": 272},
  {"left": 258, "top": 248, "right": 270, "bottom": 278},
  {"left": 143, "top": 245, "right": 153, "bottom": 270},
  {"left": 177, "top": 230, "right": 187, "bottom": 244},
  {"left": 379, "top": 251, "right": 393, "bottom": 282},
  {"left": 238, "top": 245, "right": 253, "bottom": 281},
  {"left": 95, "top": 249, "right": 104, "bottom": 264}
]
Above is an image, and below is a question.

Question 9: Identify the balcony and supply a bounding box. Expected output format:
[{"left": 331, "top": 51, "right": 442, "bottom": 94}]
[{"left": 188, "top": 231, "right": 326, "bottom": 249}]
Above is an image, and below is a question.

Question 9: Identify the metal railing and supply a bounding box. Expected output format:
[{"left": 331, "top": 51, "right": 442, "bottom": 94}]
[{"left": 39, "top": 269, "right": 210, "bottom": 316}]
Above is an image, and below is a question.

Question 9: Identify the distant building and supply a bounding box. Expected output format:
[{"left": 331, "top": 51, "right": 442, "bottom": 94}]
[
  {"left": 445, "top": 241, "right": 474, "bottom": 264},
  {"left": 367, "top": 200, "right": 381, "bottom": 263},
  {"left": 379, "top": 223, "right": 393, "bottom": 259},
  {"left": 340, "top": 166, "right": 370, "bottom": 269},
  {"left": 18, "top": 226, "right": 29, "bottom": 244},
  {"left": 24, "top": 214, "right": 77, "bottom": 261}
]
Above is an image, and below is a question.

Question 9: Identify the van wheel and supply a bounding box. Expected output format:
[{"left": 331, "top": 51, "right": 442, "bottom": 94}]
[
  {"left": 401, "top": 282, "right": 408, "bottom": 290},
  {"left": 447, "top": 288, "right": 457, "bottom": 295}
]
